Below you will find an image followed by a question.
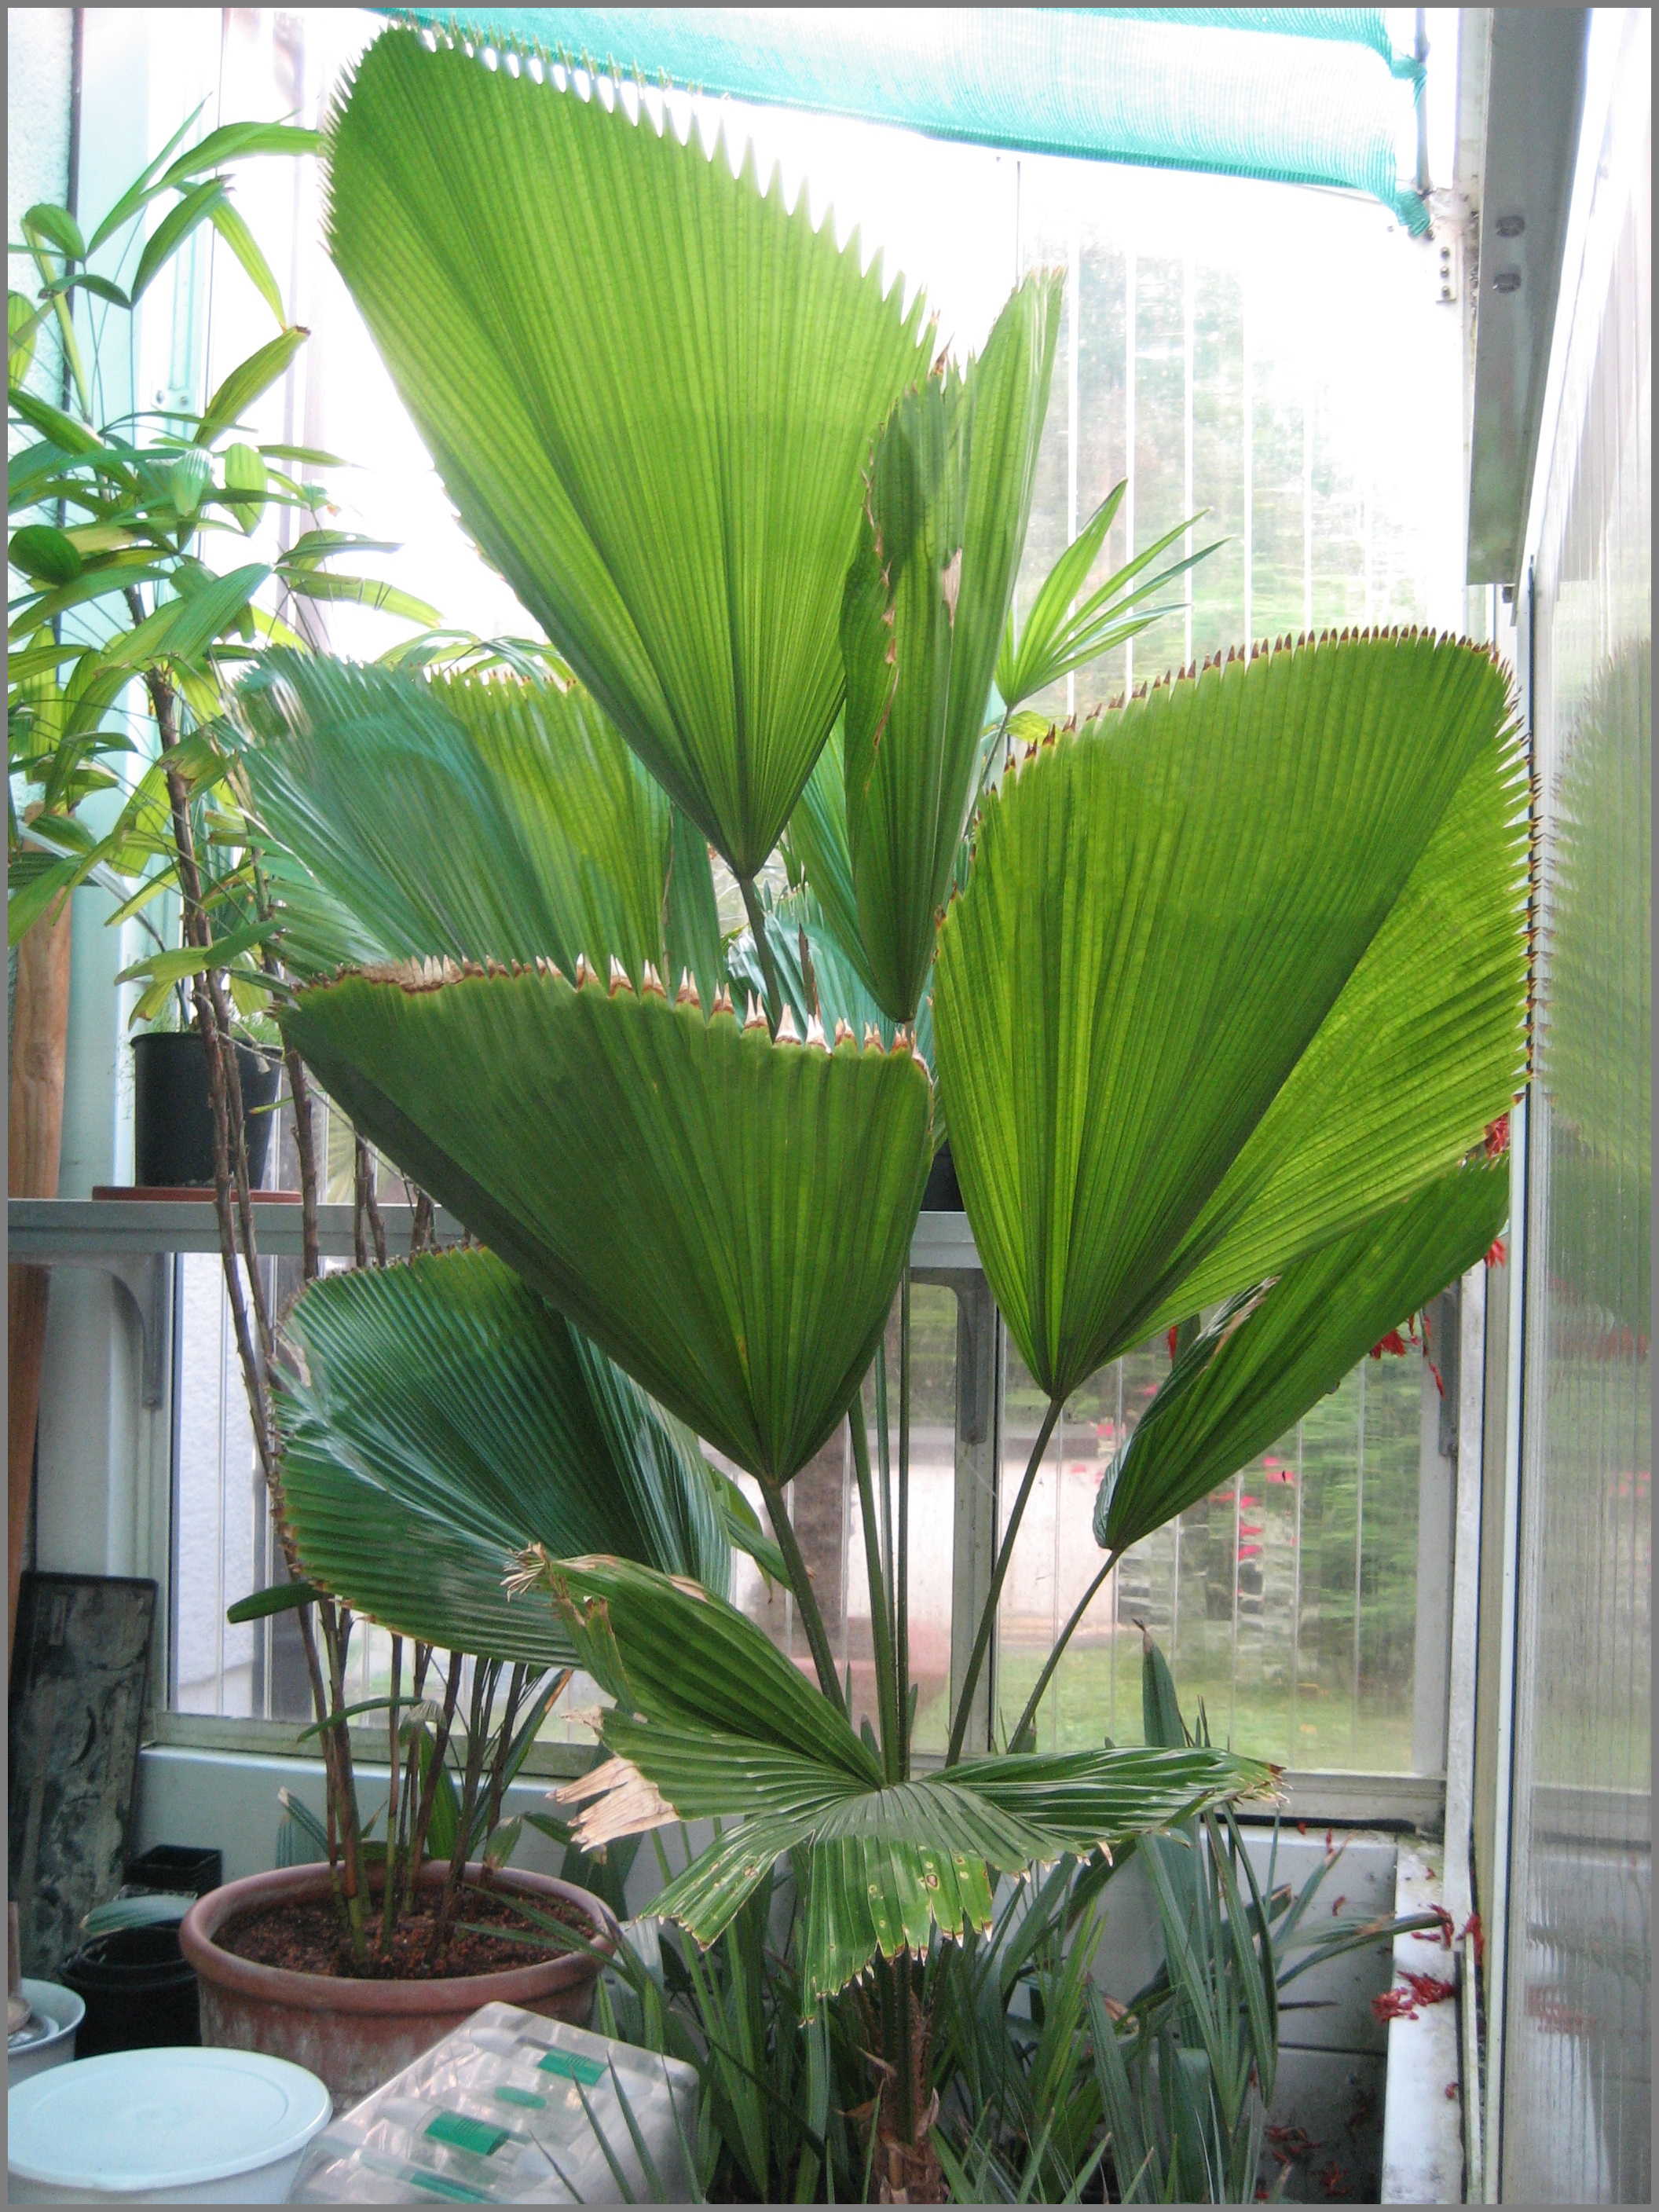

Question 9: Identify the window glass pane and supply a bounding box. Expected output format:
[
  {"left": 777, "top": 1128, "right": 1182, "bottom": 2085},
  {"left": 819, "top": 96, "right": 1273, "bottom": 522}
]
[
  {"left": 994, "top": 1331, "right": 1434, "bottom": 1771},
  {"left": 725, "top": 1281, "right": 958, "bottom": 1759}
]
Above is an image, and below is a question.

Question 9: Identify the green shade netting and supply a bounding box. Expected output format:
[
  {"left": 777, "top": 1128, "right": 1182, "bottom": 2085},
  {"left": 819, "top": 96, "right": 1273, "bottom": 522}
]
[{"left": 379, "top": 6, "right": 1428, "bottom": 232}]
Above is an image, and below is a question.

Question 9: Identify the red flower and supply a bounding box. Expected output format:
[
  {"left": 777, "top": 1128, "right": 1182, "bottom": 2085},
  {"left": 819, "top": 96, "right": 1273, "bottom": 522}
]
[
  {"left": 1369, "top": 1328, "right": 1408, "bottom": 1359},
  {"left": 1484, "top": 1113, "right": 1511, "bottom": 1159},
  {"left": 1412, "top": 1905, "right": 1456, "bottom": 1949},
  {"left": 1166, "top": 1325, "right": 1180, "bottom": 1361},
  {"left": 1485, "top": 1237, "right": 1507, "bottom": 1268}
]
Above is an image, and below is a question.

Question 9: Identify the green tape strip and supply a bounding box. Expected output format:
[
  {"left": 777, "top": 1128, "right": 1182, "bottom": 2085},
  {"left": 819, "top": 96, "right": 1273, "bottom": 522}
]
[
  {"left": 536, "top": 2046, "right": 606, "bottom": 2086},
  {"left": 424, "top": 2109, "right": 513, "bottom": 2157}
]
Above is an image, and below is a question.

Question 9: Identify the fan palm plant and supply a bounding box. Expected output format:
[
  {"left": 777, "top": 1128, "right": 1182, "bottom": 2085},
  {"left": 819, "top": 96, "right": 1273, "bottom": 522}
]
[{"left": 226, "top": 22, "right": 1528, "bottom": 2194}]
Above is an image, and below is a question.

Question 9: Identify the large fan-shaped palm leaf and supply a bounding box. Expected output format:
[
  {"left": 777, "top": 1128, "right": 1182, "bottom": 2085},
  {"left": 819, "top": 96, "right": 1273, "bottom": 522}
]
[
  {"left": 934, "top": 632, "right": 1528, "bottom": 1403},
  {"left": 841, "top": 275, "right": 1060, "bottom": 1021},
  {"left": 275, "top": 1247, "right": 730, "bottom": 1662},
  {"left": 1095, "top": 1155, "right": 1509, "bottom": 1555},
  {"left": 237, "top": 651, "right": 676, "bottom": 982},
  {"left": 325, "top": 27, "right": 934, "bottom": 878},
  {"left": 539, "top": 1557, "right": 1273, "bottom": 2002},
  {"left": 281, "top": 966, "right": 932, "bottom": 1481}
]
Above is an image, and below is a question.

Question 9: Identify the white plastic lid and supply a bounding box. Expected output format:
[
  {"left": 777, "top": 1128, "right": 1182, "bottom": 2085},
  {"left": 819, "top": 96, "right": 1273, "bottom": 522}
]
[{"left": 7, "top": 2045, "right": 332, "bottom": 2191}]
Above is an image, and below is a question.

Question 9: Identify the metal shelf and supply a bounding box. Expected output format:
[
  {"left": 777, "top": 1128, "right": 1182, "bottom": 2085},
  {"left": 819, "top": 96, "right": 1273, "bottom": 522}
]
[{"left": 8, "top": 1197, "right": 981, "bottom": 1271}]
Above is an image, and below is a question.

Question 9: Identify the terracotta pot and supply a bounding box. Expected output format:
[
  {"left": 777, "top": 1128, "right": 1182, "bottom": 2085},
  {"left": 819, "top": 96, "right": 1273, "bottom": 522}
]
[{"left": 180, "top": 1861, "right": 618, "bottom": 2109}]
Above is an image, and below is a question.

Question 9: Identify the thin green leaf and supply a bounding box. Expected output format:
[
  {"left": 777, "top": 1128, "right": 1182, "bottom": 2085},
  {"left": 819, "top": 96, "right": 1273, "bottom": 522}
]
[
  {"left": 130, "top": 178, "right": 227, "bottom": 304},
  {"left": 21, "top": 203, "right": 84, "bottom": 261},
  {"left": 196, "top": 325, "right": 308, "bottom": 445},
  {"left": 220, "top": 441, "right": 267, "bottom": 534},
  {"left": 207, "top": 195, "right": 286, "bottom": 325},
  {"left": 157, "top": 120, "right": 322, "bottom": 188},
  {"left": 841, "top": 274, "right": 1061, "bottom": 1020},
  {"left": 282, "top": 569, "right": 438, "bottom": 623},
  {"left": 1096, "top": 1159, "right": 1508, "bottom": 1554}
]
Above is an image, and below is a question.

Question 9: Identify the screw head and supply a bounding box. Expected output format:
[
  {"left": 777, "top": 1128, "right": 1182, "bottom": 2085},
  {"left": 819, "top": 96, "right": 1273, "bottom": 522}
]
[
  {"left": 1492, "top": 269, "right": 1523, "bottom": 295},
  {"left": 1495, "top": 213, "right": 1526, "bottom": 238}
]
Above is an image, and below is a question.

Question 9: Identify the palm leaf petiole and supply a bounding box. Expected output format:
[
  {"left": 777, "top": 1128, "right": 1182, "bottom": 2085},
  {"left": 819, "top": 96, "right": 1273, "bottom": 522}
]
[
  {"left": 1008, "top": 1545, "right": 1122, "bottom": 1752},
  {"left": 848, "top": 1388, "right": 902, "bottom": 1780},
  {"left": 946, "top": 1397, "right": 1063, "bottom": 1762},
  {"left": 760, "top": 1474, "right": 846, "bottom": 1713}
]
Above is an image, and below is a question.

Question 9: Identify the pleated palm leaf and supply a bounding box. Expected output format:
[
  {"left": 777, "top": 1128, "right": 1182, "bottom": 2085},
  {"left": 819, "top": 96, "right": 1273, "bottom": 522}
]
[
  {"left": 324, "top": 25, "right": 934, "bottom": 883},
  {"left": 274, "top": 1247, "right": 731, "bottom": 1664},
  {"left": 935, "top": 630, "right": 1529, "bottom": 1405},
  {"left": 235, "top": 650, "right": 713, "bottom": 987},
  {"left": 532, "top": 1555, "right": 1275, "bottom": 2005},
  {"left": 282, "top": 963, "right": 933, "bottom": 1494}
]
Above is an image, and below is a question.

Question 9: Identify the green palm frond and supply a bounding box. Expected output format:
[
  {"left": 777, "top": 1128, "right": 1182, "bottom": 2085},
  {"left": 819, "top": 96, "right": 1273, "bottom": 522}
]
[
  {"left": 274, "top": 1247, "right": 729, "bottom": 1661},
  {"left": 237, "top": 650, "right": 671, "bottom": 980},
  {"left": 995, "top": 480, "right": 1221, "bottom": 711},
  {"left": 542, "top": 1558, "right": 1274, "bottom": 2004},
  {"left": 935, "top": 630, "right": 1527, "bottom": 1403},
  {"left": 1095, "top": 1155, "right": 1508, "bottom": 1555},
  {"left": 841, "top": 275, "right": 1060, "bottom": 1021},
  {"left": 281, "top": 965, "right": 932, "bottom": 1480},
  {"left": 326, "top": 26, "right": 934, "bottom": 878}
]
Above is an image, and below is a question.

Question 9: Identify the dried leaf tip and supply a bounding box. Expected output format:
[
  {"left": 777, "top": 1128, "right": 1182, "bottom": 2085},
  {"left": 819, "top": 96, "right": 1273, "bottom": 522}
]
[
  {"left": 775, "top": 1003, "right": 800, "bottom": 1042},
  {"left": 862, "top": 1023, "right": 882, "bottom": 1050},
  {"left": 608, "top": 955, "right": 632, "bottom": 994},
  {"left": 744, "top": 992, "right": 769, "bottom": 1032},
  {"left": 804, "top": 1012, "right": 828, "bottom": 1049},
  {"left": 833, "top": 1017, "right": 855, "bottom": 1046},
  {"left": 639, "top": 961, "right": 667, "bottom": 998},
  {"left": 712, "top": 983, "right": 734, "bottom": 1017},
  {"left": 573, "top": 952, "right": 594, "bottom": 989},
  {"left": 676, "top": 969, "right": 701, "bottom": 1008}
]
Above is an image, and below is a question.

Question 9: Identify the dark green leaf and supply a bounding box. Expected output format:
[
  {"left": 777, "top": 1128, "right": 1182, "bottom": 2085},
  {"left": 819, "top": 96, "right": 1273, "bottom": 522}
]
[{"left": 226, "top": 1578, "right": 319, "bottom": 1624}]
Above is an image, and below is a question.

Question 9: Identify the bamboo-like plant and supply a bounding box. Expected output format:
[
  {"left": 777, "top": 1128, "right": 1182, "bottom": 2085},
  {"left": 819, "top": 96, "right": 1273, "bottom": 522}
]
[{"left": 229, "top": 24, "right": 1528, "bottom": 2192}]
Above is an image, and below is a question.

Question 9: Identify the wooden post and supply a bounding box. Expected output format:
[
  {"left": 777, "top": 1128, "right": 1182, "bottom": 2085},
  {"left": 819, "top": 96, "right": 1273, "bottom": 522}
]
[{"left": 9, "top": 892, "right": 73, "bottom": 1658}]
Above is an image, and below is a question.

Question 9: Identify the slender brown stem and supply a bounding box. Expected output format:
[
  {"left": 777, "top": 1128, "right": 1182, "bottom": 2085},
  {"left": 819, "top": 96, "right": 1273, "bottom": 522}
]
[
  {"left": 405, "top": 1656, "right": 462, "bottom": 1918},
  {"left": 433, "top": 1661, "right": 494, "bottom": 1965},
  {"left": 945, "top": 1398, "right": 1064, "bottom": 1765},
  {"left": 284, "top": 1046, "right": 320, "bottom": 1283},
  {"left": 380, "top": 1638, "right": 403, "bottom": 1956}
]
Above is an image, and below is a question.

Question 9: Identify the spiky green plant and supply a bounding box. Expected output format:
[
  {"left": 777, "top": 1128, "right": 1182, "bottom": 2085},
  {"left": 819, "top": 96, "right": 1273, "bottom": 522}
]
[{"left": 225, "top": 21, "right": 1527, "bottom": 2195}]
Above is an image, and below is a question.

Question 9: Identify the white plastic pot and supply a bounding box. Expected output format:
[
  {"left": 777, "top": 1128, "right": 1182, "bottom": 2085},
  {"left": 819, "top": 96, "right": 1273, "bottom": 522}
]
[
  {"left": 7, "top": 1979, "right": 86, "bottom": 2082},
  {"left": 7, "top": 2045, "right": 331, "bottom": 2203}
]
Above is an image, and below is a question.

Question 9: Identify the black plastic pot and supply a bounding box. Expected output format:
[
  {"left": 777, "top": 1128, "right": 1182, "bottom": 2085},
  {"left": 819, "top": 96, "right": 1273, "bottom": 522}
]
[
  {"left": 123, "top": 1844, "right": 223, "bottom": 1898},
  {"left": 59, "top": 1922, "right": 201, "bottom": 2056},
  {"left": 131, "top": 1031, "right": 280, "bottom": 1189},
  {"left": 921, "top": 1140, "right": 965, "bottom": 1210}
]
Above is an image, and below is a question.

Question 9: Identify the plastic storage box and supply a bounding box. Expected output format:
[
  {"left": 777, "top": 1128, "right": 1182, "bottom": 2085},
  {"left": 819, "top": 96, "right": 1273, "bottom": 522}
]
[{"left": 288, "top": 2000, "right": 698, "bottom": 2203}]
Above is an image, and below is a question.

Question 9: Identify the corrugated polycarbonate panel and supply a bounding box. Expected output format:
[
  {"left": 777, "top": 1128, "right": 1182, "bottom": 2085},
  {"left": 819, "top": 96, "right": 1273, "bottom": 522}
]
[{"left": 1502, "top": 14, "right": 1650, "bottom": 2202}]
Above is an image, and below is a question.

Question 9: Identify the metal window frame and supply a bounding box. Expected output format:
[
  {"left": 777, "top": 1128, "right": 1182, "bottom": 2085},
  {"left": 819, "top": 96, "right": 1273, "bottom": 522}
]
[{"left": 13, "top": 1197, "right": 1459, "bottom": 1824}]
